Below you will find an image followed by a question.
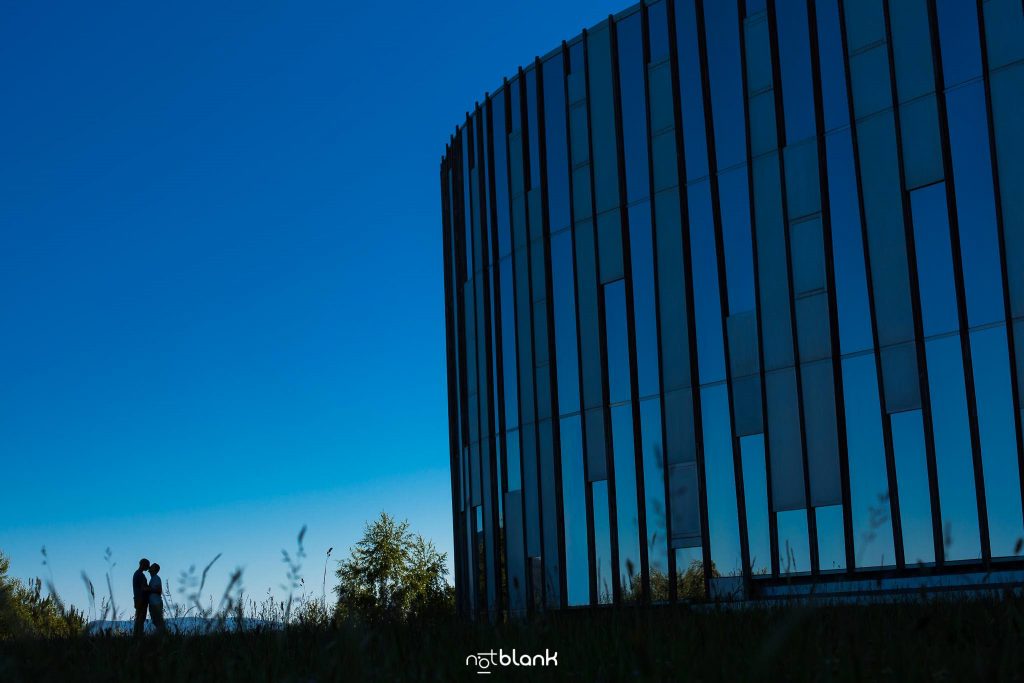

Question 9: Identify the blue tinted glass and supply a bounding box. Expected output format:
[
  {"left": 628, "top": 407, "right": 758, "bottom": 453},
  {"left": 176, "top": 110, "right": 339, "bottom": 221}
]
[
  {"left": 521, "top": 423, "right": 541, "bottom": 557},
  {"left": 612, "top": 404, "right": 641, "bottom": 597},
  {"left": 617, "top": 13, "right": 650, "bottom": 204},
  {"left": 543, "top": 55, "right": 571, "bottom": 232},
  {"left": 592, "top": 480, "right": 614, "bottom": 603},
  {"left": 924, "top": 336, "right": 981, "bottom": 561},
  {"left": 576, "top": 222, "right": 603, "bottom": 410},
  {"left": 604, "top": 279, "right": 632, "bottom": 404},
  {"left": 816, "top": 505, "right": 847, "bottom": 571},
  {"left": 629, "top": 202, "right": 660, "bottom": 398},
  {"left": 525, "top": 68, "right": 541, "bottom": 190},
  {"left": 701, "top": 385, "right": 743, "bottom": 576},
  {"left": 826, "top": 131, "right": 874, "bottom": 353},
  {"left": 935, "top": 0, "right": 984, "bottom": 86},
  {"left": 676, "top": 0, "right": 710, "bottom": 180},
  {"left": 970, "top": 326, "right": 1024, "bottom": 557},
  {"left": 890, "top": 409, "right": 936, "bottom": 565},
  {"left": 539, "top": 419, "right": 561, "bottom": 606},
  {"left": 639, "top": 398, "right": 669, "bottom": 587},
  {"left": 500, "top": 257, "right": 519, "bottom": 427},
  {"left": 719, "top": 166, "right": 756, "bottom": 313},
  {"left": 648, "top": 1, "right": 670, "bottom": 62},
  {"left": 514, "top": 247, "right": 535, "bottom": 423},
  {"left": 947, "top": 83, "right": 1005, "bottom": 327},
  {"left": 587, "top": 25, "right": 620, "bottom": 215},
  {"left": 740, "top": 434, "right": 771, "bottom": 574},
  {"left": 775, "top": 0, "right": 816, "bottom": 142},
  {"left": 841, "top": 355, "right": 896, "bottom": 568},
  {"left": 462, "top": 128, "right": 475, "bottom": 276},
  {"left": 777, "top": 509, "right": 810, "bottom": 574},
  {"left": 688, "top": 182, "right": 727, "bottom": 383},
  {"left": 910, "top": 183, "right": 960, "bottom": 336},
  {"left": 551, "top": 231, "right": 580, "bottom": 415},
  {"left": 815, "top": 0, "right": 851, "bottom": 131},
  {"left": 703, "top": 0, "right": 748, "bottom": 168},
  {"left": 560, "top": 415, "right": 590, "bottom": 605},
  {"left": 506, "top": 428, "right": 522, "bottom": 491},
  {"left": 504, "top": 489, "right": 526, "bottom": 611}
]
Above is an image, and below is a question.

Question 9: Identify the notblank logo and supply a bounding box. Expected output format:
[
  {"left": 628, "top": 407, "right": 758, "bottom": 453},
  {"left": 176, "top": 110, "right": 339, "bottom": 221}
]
[{"left": 465, "top": 649, "right": 558, "bottom": 674}]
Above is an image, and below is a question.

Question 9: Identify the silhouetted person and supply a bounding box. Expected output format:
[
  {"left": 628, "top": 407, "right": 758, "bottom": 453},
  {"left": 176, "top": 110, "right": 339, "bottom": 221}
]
[
  {"left": 132, "top": 558, "right": 151, "bottom": 637},
  {"left": 148, "top": 563, "right": 166, "bottom": 635}
]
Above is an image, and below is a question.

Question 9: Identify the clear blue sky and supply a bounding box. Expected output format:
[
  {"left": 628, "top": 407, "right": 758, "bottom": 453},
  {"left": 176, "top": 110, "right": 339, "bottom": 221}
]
[{"left": 0, "top": 0, "right": 627, "bottom": 616}]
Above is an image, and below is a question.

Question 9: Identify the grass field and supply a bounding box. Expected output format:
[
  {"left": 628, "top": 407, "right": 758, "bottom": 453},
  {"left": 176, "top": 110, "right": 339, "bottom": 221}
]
[{"left": 2, "top": 594, "right": 1023, "bottom": 682}]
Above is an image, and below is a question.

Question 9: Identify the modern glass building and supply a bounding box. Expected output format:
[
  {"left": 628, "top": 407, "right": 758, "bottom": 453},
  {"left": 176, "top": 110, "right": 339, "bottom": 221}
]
[{"left": 440, "top": 0, "right": 1024, "bottom": 618}]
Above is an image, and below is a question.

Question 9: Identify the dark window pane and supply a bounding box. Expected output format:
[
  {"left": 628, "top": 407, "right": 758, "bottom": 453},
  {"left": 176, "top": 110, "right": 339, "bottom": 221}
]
[
  {"left": 493, "top": 92, "right": 511, "bottom": 258},
  {"left": 910, "top": 182, "right": 959, "bottom": 336},
  {"left": 970, "top": 326, "right": 1024, "bottom": 557},
  {"left": 775, "top": 0, "right": 816, "bottom": 143},
  {"left": 500, "top": 257, "right": 519, "bottom": 428},
  {"left": 605, "top": 279, "right": 632, "bottom": 404},
  {"left": 592, "top": 480, "right": 614, "bottom": 603},
  {"left": 890, "top": 409, "right": 936, "bottom": 565},
  {"left": 551, "top": 231, "right": 581, "bottom": 415},
  {"left": 740, "top": 434, "right": 771, "bottom": 574},
  {"left": 676, "top": 0, "right": 710, "bottom": 181},
  {"left": 505, "top": 489, "right": 526, "bottom": 612},
  {"left": 539, "top": 419, "right": 560, "bottom": 606},
  {"left": 560, "top": 415, "right": 590, "bottom": 605},
  {"left": 640, "top": 398, "right": 669, "bottom": 587},
  {"left": 703, "top": 0, "right": 748, "bottom": 169},
  {"left": 648, "top": 0, "right": 670, "bottom": 62},
  {"left": 521, "top": 423, "right": 541, "bottom": 557},
  {"left": 777, "top": 509, "right": 811, "bottom": 574},
  {"left": 701, "top": 384, "right": 743, "bottom": 576},
  {"left": 947, "top": 83, "right": 1005, "bottom": 327},
  {"left": 612, "top": 404, "right": 641, "bottom": 598},
  {"left": 543, "top": 55, "right": 571, "bottom": 232},
  {"left": 629, "top": 202, "right": 660, "bottom": 398},
  {"left": 688, "top": 182, "right": 727, "bottom": 383},
  {"left": 815, "top": 0, "right": 851, "bottom": 131},
  {"left": 924, "top": 336, "right": 981, "bottom": 561},
  {"left": 841, "top": 355, "right": 896, "bottom": 568},
  {"left": 617, "top": 12, "right": 650, "bottom": 204},
  {"left": 826, "top": 131, "right": 874, "bottom": 354},
  {"left": 719, "top": 166, "right": 756, "bottom": 314},
  {"left": 525, "top": 68, "right": 541, "bottom": 190},
  {"left": 935, "top": 0, "right": 984, "bottom": 86},
  {"left": 587, "top": 25, "right": 621, "bottom": 214},
  {"left": 816, "top": 505, "right": 847, "bottom": 571}
]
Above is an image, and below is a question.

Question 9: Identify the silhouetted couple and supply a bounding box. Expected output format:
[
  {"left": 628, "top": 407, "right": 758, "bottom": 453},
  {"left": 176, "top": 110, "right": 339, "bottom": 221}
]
[{"left": 132, "top": 558, "right": 165, "bottom": 637}]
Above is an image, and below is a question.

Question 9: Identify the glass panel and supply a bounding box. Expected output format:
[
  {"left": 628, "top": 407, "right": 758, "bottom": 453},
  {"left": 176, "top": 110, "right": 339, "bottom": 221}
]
[
  {"left": 587, "top": 25, "right": 621, "bottom": 215},
  {"left": 506, "top": 429, "right": 522, "bottom": 491},
  {"left": 575, "top": 221, "right": 603, "bottom": 410},
  {"left": 604, "top": 279, "right": 631, "bottom": 404},
  {"left": 925, "top": 336, "right": 981, "bottom": 561},
  {"left": 676, "top": 0, "right": 710, "bottom": 181},
  {"left": 826, "top": 131, "right": 874, "bottom": 354},
  {"left": 910, "top": 182, "right": 959, "bottom": 336},
  {"left": 947, "top": 83, "right": 1005, "bottom": 327},
  {"left": 597, "top": 208, "right": 624, "bottom": 284},
  {"left": 752, "top": 155, "right": 796, "bottom": 370},
  {"left": 560, "top": 415, "right": 590, "bottom": 605},
  {"left": 880, "top": 341, "right": 922, "bottom": 414},
  {"left": 612, "top": 404, "right": 641, "bottom": 599},
  {"left": 988, "top": 64, "right": 1024, "bottom": 318},
  {"left": 740, "top": 434, "right": 771, "bottom": 574},
  {"left": 790, "top": 216, "right": 825, "bottom": 296},
  {"left": 970, "top": 326, "right": 1024, "bottom": 558},
  {"left": 842, "top": 0, "right": 885, "bottom": 54},
  {"left": 703, "top": 0, "right": 748, "bottom": 169},
  {"left": 841, "top": 355, "right": 896, "bottom": 569},
  {"left": 890, "top": 409, "right": 936, "bottom": 565},
  {"left": 654, "top": 188, "right": 692, "bottom": 391},
  {"left": 525, "top": 68, "right": 541, "bottom": 190},
  {"left": 719, "top": 166, "right": 756, "bottom": 313},
  {"left": 899, "top": 95, "right": 944, "bottom": 190},
  {"left": 493, "top": 91, "right": 511, "bottom": 258},
  {"left": 777, "top": 509, "right": 810, "bottom": 574},
  {"left": 617, "top": 12, "right": 650, "bottom": 204},
  {"left": 766, "top": 367, "right": 806, "bottom": 511},
  {"left": 500, "top": 257, "right": 519, "bottom": 428},
  {"left": 539, "top": 419, "right": 560, "bottom": 606},
  {"left": 551, "top": 231, "right": 580, "bottom": 415},
  {"left": 504, "top": 489, "right": 526, "bottom": 612},
  {"left": 669, "top": 461, "right": 701, "bottom": 546},
  {"left": 888, "top": 0, "right": 935, "bottom": 102},
  {"left": 849, "top": 45, "right": 892, "bottom": 119},
  {"left": 982, "top": 0, "right": 1024, "bottom": 69},
  {"left": 783, "top": 138, "right": 821, "bottom": 220},
  {"left": 815, "top": 0, "right": 851, "bottom": 131},
  {"left": 688, "top": 181, "right": 727, "bottom": 383},
  {"left": 629, "top": 202, "right": 660, "bottom": 398},
  {"left": 937, "top": 1, "right": 983, "bottom": 85},
  {"left": 585, "top": 406, "right": 608, "bottom": 482},
  {"left": 592, "top": 480, "right": 614, "bottom": 604},
  {"left": 816, "top": 505, "right": 847, "bottom": 571},
  {"left": 648, "top": 1, "right": 670, "bottom": 62},
  {"left": 521, "top": 422, "right": 541, "bottom": 557},
  {"left": 640, "top": 398, "right": 669, "bottom": 593},
  {"left": 701, "top": 385, "right": 743, "bottom": 576},
  {"left": 543, "top": 55, "right": 571, "bottom": 232},
  {"left": 775, "top": 0, "right": 816, "bottom": 143},
  {"left": 801, "top": 359, "right": 842, "bottom": 507}
]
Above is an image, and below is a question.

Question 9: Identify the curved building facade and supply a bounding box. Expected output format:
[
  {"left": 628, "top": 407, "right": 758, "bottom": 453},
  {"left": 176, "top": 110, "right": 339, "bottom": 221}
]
[{"left": 440, "top": 0, "right": 1024, "bottom": 617}]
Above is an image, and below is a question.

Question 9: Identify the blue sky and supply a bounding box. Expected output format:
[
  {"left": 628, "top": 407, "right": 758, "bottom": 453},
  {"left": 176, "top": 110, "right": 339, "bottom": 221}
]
[{"left": 0, "top": 0, "right": 626, "bottom": 614}]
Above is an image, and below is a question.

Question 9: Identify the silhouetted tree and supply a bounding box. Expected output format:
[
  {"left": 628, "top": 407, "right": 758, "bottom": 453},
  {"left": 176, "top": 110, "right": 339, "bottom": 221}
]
[
  {"left": 333, "top": 513, "right": 453, "bottom": 623},
  {"left": 0, "top": 550, "right": 84, "bottom": 639}
]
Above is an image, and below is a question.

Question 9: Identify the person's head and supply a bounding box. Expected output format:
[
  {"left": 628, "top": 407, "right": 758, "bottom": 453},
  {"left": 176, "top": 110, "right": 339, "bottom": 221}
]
[
  {"left": 149, "top": 563, "right": 160, "bottom": 575},
  {"left": 139, "top": 558, "right": 150, "bottom": 571}
]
